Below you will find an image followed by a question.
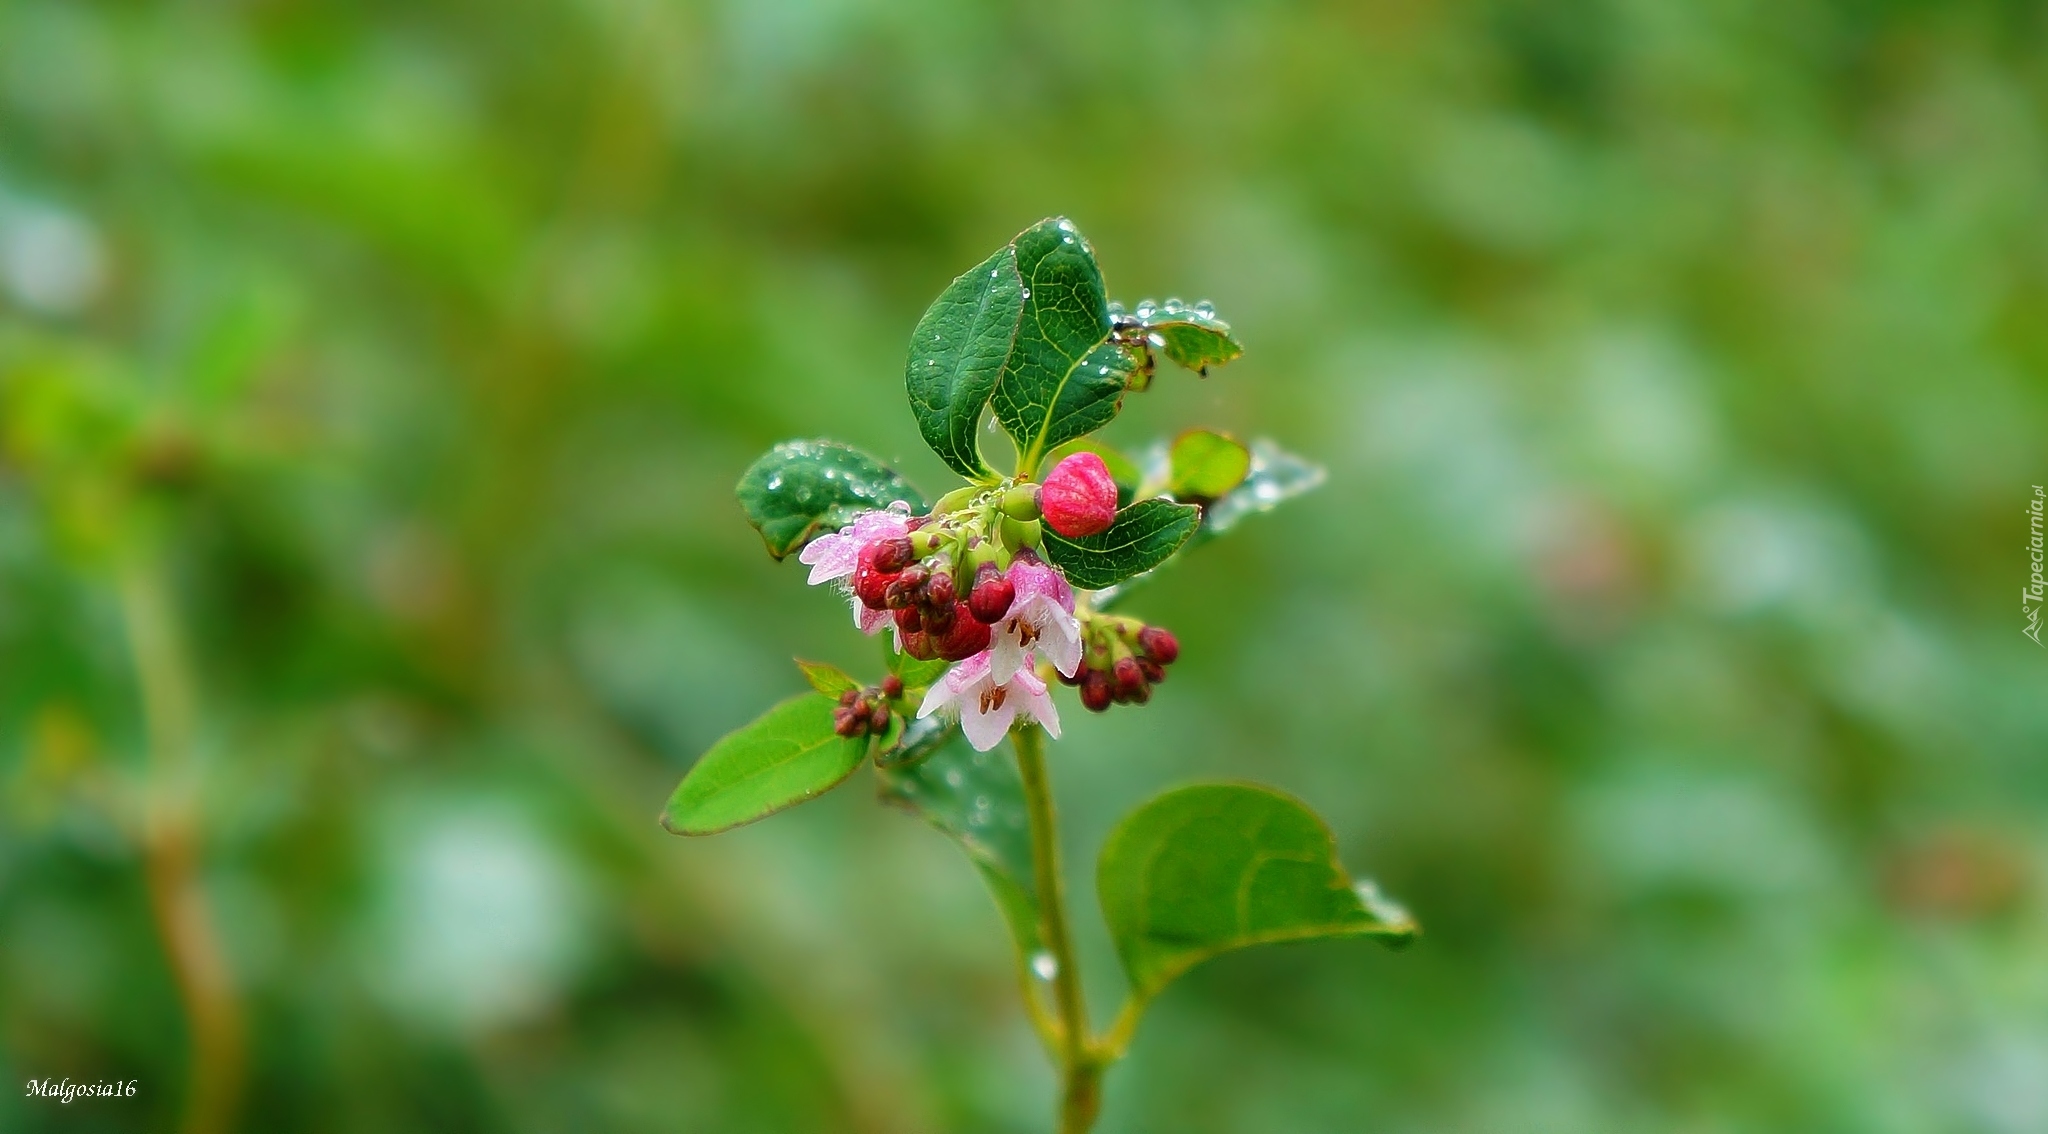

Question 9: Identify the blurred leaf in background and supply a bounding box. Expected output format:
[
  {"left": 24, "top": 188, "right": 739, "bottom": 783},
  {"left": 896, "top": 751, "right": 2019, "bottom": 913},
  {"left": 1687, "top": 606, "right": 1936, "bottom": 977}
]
[{"left": 2, "top": 0, "right": 2044, "bottom": 1132}]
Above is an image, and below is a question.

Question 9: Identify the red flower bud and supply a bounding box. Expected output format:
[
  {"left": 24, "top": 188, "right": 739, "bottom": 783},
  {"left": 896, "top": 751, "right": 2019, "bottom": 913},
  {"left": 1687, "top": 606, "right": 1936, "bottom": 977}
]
[
  {"left": 1137, "top": 626, "right": 1179, "bottom": 665},
  {"left": 1039, "top": 452, "right": 1119, "bottom": 538},
  {"left": 832, "top": 707, "right": 864, "bottom": 737},
  {"left": 1137, "top": 657, "right": 1166, "bottom": 685},
  {"left": 880, "top": 674, "right": 904, "bottom": 699},
  {"left": 1112, "top": 656, "right": 1145, "bottom": 700},
  {"left": 895, "top": 606, "right": 923, "bottom": 635},
  {"left": 1080, "top": 669, "right": 1113, "bottom": 712},
  {"left": 869, "top": 703, "right": 892, "bottom": 733},
  {"left": 853, "top": 544, "right": 899, "bottom": 610},
  {"left": 871, "top": 536, "right": 915, "bottom": 573},
  {"left": 838, "top": 688, "right": 861, "bottom": 708},
  {"left": 922, "top": 571, "right": 957, "bottom": 609},
  {"left": 884, "top": 565, "right": 929, "bottom": 610},
  {"left": 899, "top": 627, "right": 938, "bottom": 661},
  {"left": 933, "top": 604, "right": 991, "bottom": 661},
  {"left": 922, "top": 601, "right": 957, "bottom": 637},
  {"left": 968, "top": 561, "right": 1015, "bottom": 624}
]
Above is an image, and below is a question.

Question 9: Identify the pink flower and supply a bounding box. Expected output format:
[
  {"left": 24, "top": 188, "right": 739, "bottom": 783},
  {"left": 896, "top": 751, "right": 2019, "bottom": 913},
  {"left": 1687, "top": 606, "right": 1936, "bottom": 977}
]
[
  {"left": 796, "top": 506, "right": 912, "bottom": 633},
  {"left": 1039, "top": 452, "right": 1119, "bottom": 538},
  {"left": 988, "top": 556, "right": 1081, "bottom": 682},
  {"left": 917, "top": 649, "right": 1061, "bottom": 751},
  {"left": 797, "top": 506, "right": 912, "bottom": 584}
]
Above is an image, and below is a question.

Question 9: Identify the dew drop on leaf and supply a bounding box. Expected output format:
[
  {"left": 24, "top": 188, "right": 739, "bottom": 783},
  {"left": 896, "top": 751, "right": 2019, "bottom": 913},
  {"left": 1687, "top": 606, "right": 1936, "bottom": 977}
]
[{"left": 1031, "top": 951, "right": 1059, "bottom": 981}]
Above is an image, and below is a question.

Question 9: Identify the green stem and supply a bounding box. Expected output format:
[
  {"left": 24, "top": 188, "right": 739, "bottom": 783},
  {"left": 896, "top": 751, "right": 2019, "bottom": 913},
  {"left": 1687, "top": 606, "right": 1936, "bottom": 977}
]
[{"left": 1011, "top": 725, "right": 1101, "bottom": 1134}]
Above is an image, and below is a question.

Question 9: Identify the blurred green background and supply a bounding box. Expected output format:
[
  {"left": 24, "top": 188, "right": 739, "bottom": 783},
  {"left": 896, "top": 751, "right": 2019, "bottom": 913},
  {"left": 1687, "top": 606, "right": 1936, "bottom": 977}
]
[{"left": 2, "top": 1, "right": 2043, "bottom": 1131}]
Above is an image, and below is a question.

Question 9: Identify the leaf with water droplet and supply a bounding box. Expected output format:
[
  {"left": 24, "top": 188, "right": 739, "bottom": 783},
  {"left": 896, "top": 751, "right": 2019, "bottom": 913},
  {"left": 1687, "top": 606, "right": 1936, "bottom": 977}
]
[
  {"left": 1040, "top": 497, "right": 1201, "bottom": 590},
  {"left": 1128, "top": 301, "right": 1242, "bottom": 377},
  {"left": 988, "top": 218, "right": 1137, "bottom": 473},
  {"left": 876, "top": 731, "right": 1042, "bottom": 958},
  {"left": 661, "top": 694, "right": 870, "bottom": 835},
  {"left": 1165, "top": 429, "right": 1251, "bottom": 504},
  {"left": 735, "top": 439, "right": 929, "bottom": 559},
  {"left": 1098, "top": 782, "right": 1415, "bottom": 1014},
  {"left": 905, "top": 245, "right": 1025, "bottom": 481},
  {"left": 1092, "top": 439, "right": 1325, "bottom": 610}
]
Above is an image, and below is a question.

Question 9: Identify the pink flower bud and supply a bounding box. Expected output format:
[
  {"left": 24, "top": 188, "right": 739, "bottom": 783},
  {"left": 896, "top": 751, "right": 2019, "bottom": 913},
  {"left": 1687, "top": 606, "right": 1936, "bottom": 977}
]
[{"left": 1038, "top": 453, "right": 1118, "bottom": 538}]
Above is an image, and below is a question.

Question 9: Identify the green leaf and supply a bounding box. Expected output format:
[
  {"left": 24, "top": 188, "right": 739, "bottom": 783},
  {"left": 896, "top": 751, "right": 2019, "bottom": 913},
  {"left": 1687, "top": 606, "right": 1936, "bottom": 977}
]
[
  {"left": 1040, "top": 497, "right": 1201, "bottom": 590},
  {"left": 1098, "top": 783, "right": 1416, "bottom": 1007},
  {"left": 877, "top": 733, "right": 1042, "bottom": 958},
  {"left": 735, "top": 439, "right": 929, "bottom": 560},
  {"left": 795, "top": 658, "right": 860, "bottom": 698},
  {"left": 1166, "top": 429, "right": 1251, "bottom": 503},
  {"left": 1127, "top": 300, "right": 1243, "bottom": 376},
  {"left": 661, "top": 694, "right": 869, "bottom": 835},
  {"left": 874, "top": 713, "right": 956, "bottom": 770},
  {"left": 989, "top": 218, "right": 1135, "bottom": 473},
  {"left": 1092, "top": 440, "right": 1324, "bottom": 611},
  {"left": 905, "top": 245, "right": 1025, "bottom": 480}
]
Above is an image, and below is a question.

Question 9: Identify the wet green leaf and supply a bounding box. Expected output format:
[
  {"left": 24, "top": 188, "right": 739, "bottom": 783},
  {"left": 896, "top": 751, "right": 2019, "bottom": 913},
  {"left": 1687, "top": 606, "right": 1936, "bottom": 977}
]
[
  {"left": 1132, "top": 302, "right": 1243, "bottom": 376},
  {"left": 1098, "top": 783, "right": 1416, "bottom": 1007},
  {"left": 661, "top": 694, "right": 869, "bottom": 835},
  {"left": 877, "top": 733, "right": 1042, "bottom": 958},
  {"left": 1040, "top": 497, "right": 1200, "bottom": 590},
  {"left": 1166, "top": 430, "right": 1252, "bottom": 503},
  {"left": 989, "top": 219, "right": 1134, "bottom": 472},
  {"left": 905, "top": 245, "right": 1025, "bottom": 480},
  {"left": 735, "top": 439, "right": 928, "bottom": 560}
]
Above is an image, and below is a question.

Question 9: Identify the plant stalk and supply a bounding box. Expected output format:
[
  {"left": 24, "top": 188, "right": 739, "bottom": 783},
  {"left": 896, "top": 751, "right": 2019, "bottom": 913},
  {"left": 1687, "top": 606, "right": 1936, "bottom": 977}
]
[
  {"left": 121, "top": 560, "right": 245, "bottom": 1134},
  {"left": 1011, "top": 724, "right": 1101, "bottom": 1134}
]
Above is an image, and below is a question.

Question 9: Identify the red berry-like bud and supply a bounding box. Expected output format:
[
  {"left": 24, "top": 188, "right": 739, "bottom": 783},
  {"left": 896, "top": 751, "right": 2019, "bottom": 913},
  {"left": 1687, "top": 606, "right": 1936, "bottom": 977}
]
[
  {"left": 922, "top": 571, "right": 957, "bottom": 609},
  {"left": 1137, "top": 626, "right": 1179, "bottom": 665},
  {"left": 1080, "top": 669, "right": 1113, "bottom": 712},
  {"left": 1126, "top": 681, "right": 1152, "bottom": 705},
  {"left": 880, "top": 674, "right": 904, "bottom": 699},
  {"left": 968, "top": 561, "right": 1015, "bottom": 624},
  {"left": 869, "top": 703, "right": 892, "bottom": 733},
  {"left": 896, "top": 606, "right": 923, "bottom": 635},
  {"left": 1112, "top": 656, "right": 1145, "bottom": 700},
  {"left": 923, "top": 601, "right": 957, "bottom": 637},
  {"left": 872, "top": 536, "right": 915, "bottom": 573},
  {"left": 933, "top": 604, "right": 992, "bottom": 661},
  {"left": 1137, "top": 658, "right": 1166, "bottom": 685},
  {"left": 838, "top": 688, "right": 861, "bottom": 707},
  {"left": 832, "top": 707, "right": 863, "bottom": 737},
  {"left": 1039, "top": 452, "right": 1119, "bottom": 538},
  {"left": 899, "top": 628, "right": 939, "bottom": 660},
  {"left": 884, "top": 565, "right": 929, "bottom": 610},
  {"left": 853, "top": 547, "right": 899, "bottom": 610}
]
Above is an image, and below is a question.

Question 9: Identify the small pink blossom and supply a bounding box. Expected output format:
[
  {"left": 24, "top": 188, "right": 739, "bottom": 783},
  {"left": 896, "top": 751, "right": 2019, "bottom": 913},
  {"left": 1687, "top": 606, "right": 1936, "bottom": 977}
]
[
  {"left": 917, "top": 649, "right": 1061, "bottom": 752},
  {"left": 988, "top": 557, "right": 1081, "bottom": 683},
  {"left": 797, "top": 506, "right": 912, "bottom": 585}
]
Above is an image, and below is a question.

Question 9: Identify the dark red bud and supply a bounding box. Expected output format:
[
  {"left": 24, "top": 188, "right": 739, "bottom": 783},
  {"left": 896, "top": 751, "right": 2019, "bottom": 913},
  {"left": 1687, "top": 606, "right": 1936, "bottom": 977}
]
[
  {"left": 1039, "top": 452, "right": 1119, "bottom": 538},
  {"left": 1080, "top": 669, "right": 1113, "bottom": 712},
  {"left": 1137, "top": 658, "right": 1166, "bottom": 685},
  {"left": 895, "top": 606, "right": 924, "bottom": 635},
  {"left": 933, "top": 604, "right": 991, "bottom": 661},
  {"left": 869, "top": 704, "right": 891, "bottom": 733},
  {"left": 871, "top": 536, "right": 915, "bottom": 573},
  {"left": 1126, "top": 681, "right": 1152, "bottom": 705},
  {"left": 922, "top": 600, "right": 957, "bottom": 637},
  {"left": 899, "top": 628, "right": 938, "bottom": 661},
  {"left": 838, "top": 688, "right": 861, "bottom": 707},
  {"left": 884, "top": 566, "right": 929, "bottom": 610},
  {"left": 968, "top": 562, "right": 1015, "bottom": 624},
  {"left": 1112, "top": 656, "right": 1145, "bottom": 700},
  {"left": 832, "top": 707, "right": 864, "bottom": 737},
  {"left": 922, "top": 571, "right": 957, "bottom": 609},
  {"left": 1138, "top": 626, "right": 1180, "bottom": 665},
  {"left": 880, "top": 674, "right": 904, "bottom": 699},
  {"left": 853, "top": 547, "right": 899, "bottom": 610}
]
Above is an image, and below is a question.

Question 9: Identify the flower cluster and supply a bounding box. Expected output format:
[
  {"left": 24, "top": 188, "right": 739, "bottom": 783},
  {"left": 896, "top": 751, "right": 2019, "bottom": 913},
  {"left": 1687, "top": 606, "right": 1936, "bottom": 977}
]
[
  {"left": 797, "top": 452, "right": 1155, "bottom": 751},
  {"left": 831, "top": 675, "right": 904, "bottom": 738}
]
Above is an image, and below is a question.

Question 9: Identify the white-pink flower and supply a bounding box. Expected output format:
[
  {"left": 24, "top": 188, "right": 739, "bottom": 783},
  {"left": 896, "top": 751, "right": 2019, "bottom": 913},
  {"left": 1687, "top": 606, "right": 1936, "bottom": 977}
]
[
  {"left": 988, "top": 556, "right": 1081, "bottom": 683},
  {"left": 917, "top": 649, "right": 1061, "bottom": 751},
  {"left": 796, "top": 506, "right": 911, "bottom": 634}
]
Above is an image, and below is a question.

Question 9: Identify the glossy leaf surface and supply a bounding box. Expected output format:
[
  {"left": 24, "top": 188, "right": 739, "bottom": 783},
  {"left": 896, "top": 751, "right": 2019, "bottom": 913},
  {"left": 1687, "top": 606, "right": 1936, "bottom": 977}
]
[
  {"left": 1098, "top": 783, "right": 1416, "bottom": 1004},
  {"left": 989, "top": 219, "right": 1133, "bottom": 472},
  {"left": 735, "top": 439, "right": 928, "bottom": 560},
  {"left": 661, "top": 694, "right": 869, "bottom": 835},
  {"left": 1166, "top": 430, "right": 1252, "bottom": 503},
  {"left": 1040, "top": 497, "right": 1200, "bottom": 590},
  {"left": 905, "top": 245, "right": 1025, "bottom": 480}
]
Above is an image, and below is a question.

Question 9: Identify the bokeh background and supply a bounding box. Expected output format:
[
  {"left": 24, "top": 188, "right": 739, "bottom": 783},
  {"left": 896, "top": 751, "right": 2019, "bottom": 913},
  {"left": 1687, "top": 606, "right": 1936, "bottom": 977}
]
[{"left": 3, "top": 1, "right": 2044, "bottom": 1131}]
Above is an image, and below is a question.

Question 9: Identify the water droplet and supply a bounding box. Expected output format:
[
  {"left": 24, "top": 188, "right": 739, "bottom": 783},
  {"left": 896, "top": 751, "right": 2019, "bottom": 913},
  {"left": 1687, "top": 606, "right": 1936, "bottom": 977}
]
[
  {"left": 1062, "top": 236, "right": 1076, "bottom": 245},
  {"left": 973, "top": 795, "right": 990, "bottom": 810},
  {"left": 766, "top": 475, "right": 784, "bottom": 490},
  {"left": 1194, "top": 301, "right": 1216, "bottom": 318},
  {"left": 1020, "top": 288, "right": 1030, "bottom": 299},
  {"left": 1134, "top": 299, "right": 1157, "bottom": 318},
  {"left": 1163, "top": 297, "right": 1184, "bottom": 314},
  {"left": 1031, "top": 952, "right": 1059, "bottom": 980},
  {"left": 945, "top": 769, "right": 964, "bottom": 787}
]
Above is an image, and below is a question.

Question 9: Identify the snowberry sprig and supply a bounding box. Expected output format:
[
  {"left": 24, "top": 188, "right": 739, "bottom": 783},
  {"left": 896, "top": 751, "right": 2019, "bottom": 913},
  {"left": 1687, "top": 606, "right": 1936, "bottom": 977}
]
[{"left": 666, "top": 217, "right": 1415, "bottom": 1134}]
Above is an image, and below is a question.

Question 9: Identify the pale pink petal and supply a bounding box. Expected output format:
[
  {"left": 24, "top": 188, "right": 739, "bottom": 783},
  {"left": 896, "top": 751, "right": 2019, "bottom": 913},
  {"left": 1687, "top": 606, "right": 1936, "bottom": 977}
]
[
  {"left": 1012, "top": 667, "right": 1061, "bottom": 739},
  {"left": 944, "top": 650, "right": 994, "bottom": 691},
  {"left": 958, "top": 696, "right": 1017, "bottom": 751},
  {"left": 1034, "top": 606, "right": 1083, "bottom": 679},
  {"left": 855, "top": 601, "right": 891, "bottom": 634},
  {"left": 988, "top": 631, "right": 1031, "bottom": 685},
  {"left": 799, "top": 531, "right": 861, "bottom": 584},
  {"left": 917, "top": 678, "right": 961, "bottom": 720}
]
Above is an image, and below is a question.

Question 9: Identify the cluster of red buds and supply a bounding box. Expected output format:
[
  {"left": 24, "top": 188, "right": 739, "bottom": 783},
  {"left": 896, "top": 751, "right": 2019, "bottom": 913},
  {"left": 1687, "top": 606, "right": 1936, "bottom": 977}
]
[
  {"left": 1060, "top": 620, "right": 1180, "bottom": 712},
  {"left": 832, "top": 675, "right": 905, "bottom": 738},
  {"left": 853, "top": 532, "right": 1030, "bottom": 663}
]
